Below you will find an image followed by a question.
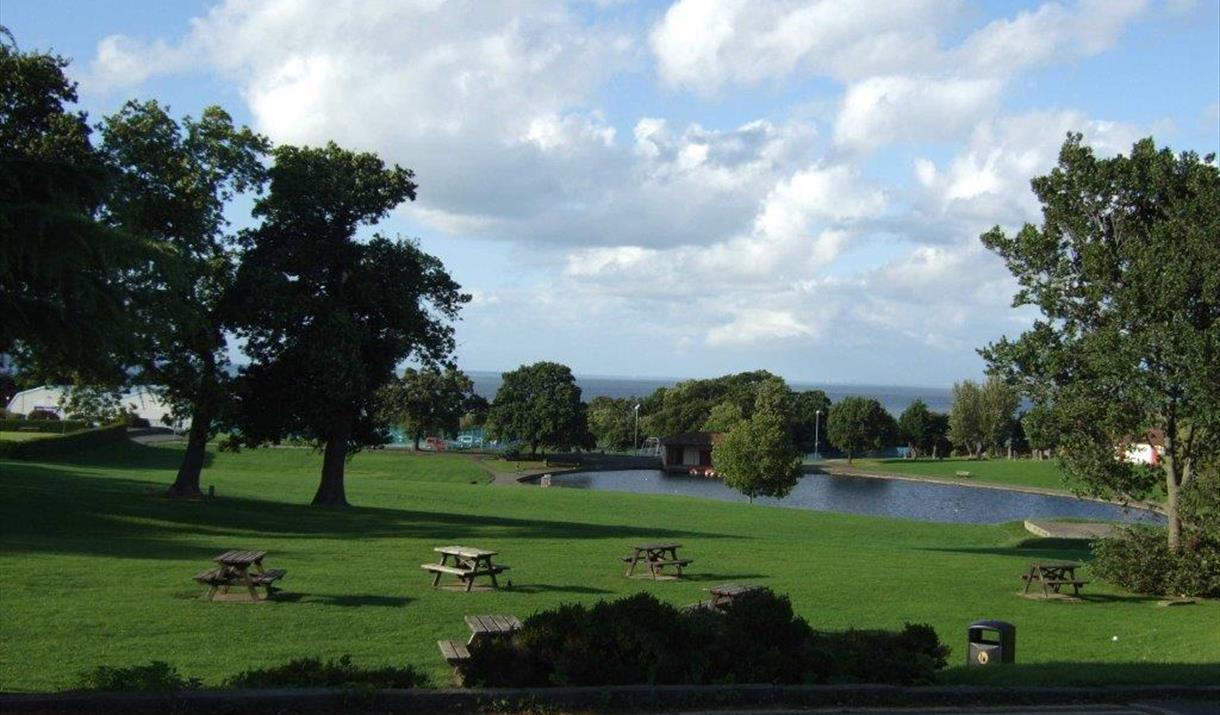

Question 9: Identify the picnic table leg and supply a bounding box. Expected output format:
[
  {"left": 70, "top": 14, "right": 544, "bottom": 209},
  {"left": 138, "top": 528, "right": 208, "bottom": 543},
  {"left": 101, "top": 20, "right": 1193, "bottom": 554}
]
[
  {"left": 626, "top": 551, "right": 641, "bottom": 577},
  {"left": 241, "top": 567, "right": 260, "bottom": 601}
]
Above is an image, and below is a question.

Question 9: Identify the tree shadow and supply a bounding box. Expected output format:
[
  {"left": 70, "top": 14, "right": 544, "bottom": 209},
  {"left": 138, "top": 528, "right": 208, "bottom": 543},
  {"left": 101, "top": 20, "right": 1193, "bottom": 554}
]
[
  {"left": 0, "top": 461, "right": 737, "bottom": 563},
  {"left": 43, "top": 439, "right": 214, "bottom": 472},
  {"left": 678, "top": 572, "right": 770, "bottom": 583},
  {"left": 920, "top": 536, "right": 1094, "bottom": 562},
  {"left": 500, "top": 584, "right": 615, "bottom": 595},
  {"left": 277, "top": 593, "right": 413, "bottom": 608}
]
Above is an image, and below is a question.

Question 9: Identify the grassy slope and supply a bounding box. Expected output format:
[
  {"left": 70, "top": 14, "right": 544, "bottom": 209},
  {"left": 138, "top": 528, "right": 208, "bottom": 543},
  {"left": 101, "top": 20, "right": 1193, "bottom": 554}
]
[
  {"left": 0, "top": 431, "right": 55, "bottom": 442},
  {"left": 0, "top": 442, "right": 1215, "bottom": 692},
  {"left": 848, "top": 457, "right": 1072, "bottom": 492}
]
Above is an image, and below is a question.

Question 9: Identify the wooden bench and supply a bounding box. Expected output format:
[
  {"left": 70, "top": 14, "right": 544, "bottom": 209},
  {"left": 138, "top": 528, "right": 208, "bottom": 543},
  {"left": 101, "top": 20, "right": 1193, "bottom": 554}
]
[
  {"left": 437, "top": 639, "right": 471, "bottom": 665},
  {"left": 250, "top": 569, "right": 286, "bottom": 589},
  {"left": 421, "top": 563, "right": 509, "bottom": 591},
  {"left": 194, "top": 567, "right": 226, "bottom": 585}
]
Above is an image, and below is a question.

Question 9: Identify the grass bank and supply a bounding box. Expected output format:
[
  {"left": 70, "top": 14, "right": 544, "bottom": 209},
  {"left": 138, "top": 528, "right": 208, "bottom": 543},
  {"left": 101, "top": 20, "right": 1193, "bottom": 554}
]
[
  {"left": 844, "top": 457, "right": 1073, "bottom": 493},
  {"left": 0, "top": 442, "right": 1215, "bottom": 691},
  {"left": 0, "top": 431, "right": 55, "bottom": 442}
]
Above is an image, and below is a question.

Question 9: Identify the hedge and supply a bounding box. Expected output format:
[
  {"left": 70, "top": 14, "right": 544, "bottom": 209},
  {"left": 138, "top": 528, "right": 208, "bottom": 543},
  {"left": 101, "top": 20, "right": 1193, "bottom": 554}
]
[
  {"left": 0, "top": 419, "right": 89, "bottom": 433},
  {"left": 0, "top": 423, "right": 127, "bottom": 460}
]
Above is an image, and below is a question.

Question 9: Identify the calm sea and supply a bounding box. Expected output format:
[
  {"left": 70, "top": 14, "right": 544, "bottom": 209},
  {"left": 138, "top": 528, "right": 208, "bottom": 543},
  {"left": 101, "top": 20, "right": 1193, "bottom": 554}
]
[{"left": 468, "top": 371, "right": 952, "bottom": 415}]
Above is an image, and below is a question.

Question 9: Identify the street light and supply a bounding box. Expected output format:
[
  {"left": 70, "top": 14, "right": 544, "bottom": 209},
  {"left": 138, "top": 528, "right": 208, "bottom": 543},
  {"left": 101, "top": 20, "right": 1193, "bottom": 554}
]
[
  {"left": 814, "top": 409, "right": 822, "bottom": 461},
  {"left": 633, "top": 403, "right": 640, "bottom": 454}
]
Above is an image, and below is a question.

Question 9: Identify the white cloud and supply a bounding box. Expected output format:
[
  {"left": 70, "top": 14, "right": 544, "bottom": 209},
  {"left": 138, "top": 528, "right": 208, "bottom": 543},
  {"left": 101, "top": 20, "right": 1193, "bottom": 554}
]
[
  {"left": 706, "top": 309, "right": 814, "bottom": 346},
  {"left": 833, "top": 75, "right": 1003, "bottom": 151},
  {"left": 649, "top": 0, "right": 955, "bottom": 94}
]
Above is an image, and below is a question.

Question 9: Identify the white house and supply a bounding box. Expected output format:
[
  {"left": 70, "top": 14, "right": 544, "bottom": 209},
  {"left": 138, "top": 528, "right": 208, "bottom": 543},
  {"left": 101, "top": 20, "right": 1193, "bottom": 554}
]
[{"left": 6, "top": 386, "right": 188, "bottom": 430}]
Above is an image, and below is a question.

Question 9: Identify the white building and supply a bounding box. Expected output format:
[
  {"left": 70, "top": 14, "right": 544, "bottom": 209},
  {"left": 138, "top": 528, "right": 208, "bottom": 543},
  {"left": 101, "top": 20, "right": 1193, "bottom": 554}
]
[{"left": 6, "top": 386, "right": 188, "bottom": 430}]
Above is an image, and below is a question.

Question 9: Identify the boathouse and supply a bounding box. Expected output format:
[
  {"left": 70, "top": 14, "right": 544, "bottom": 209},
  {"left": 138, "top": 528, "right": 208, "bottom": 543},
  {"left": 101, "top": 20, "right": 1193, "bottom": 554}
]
[{"left": 660, "top": 431, "right": 721, "bottom": 473}]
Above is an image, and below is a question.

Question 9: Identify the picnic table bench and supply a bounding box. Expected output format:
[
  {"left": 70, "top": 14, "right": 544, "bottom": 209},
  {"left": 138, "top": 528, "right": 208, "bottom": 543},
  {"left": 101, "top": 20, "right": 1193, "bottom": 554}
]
[
  {"left": 1022, "top": 561, "right": 1089, "bottom": 599},
  {"left": 422, "top": 546, "right": 509, "bottom": 591},
  {"left": 686, "top": 583, "right": 764, "bottom": 611},
  {"left": 623, "top": 542, "right": 692, "bottom": 579},
  {"left": 437, "top": 613, "right": 522, "bottom": 684},
  {"left": 194, "top": 550, "right": 285, "bottom": 602}
]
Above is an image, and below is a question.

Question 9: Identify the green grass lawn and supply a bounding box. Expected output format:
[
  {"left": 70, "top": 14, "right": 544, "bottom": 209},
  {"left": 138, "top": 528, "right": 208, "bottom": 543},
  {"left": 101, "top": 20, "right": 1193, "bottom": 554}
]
[
  {"left": 847, "top": 457, "right": 1074, "bottom": 492},
  {"left": 0, "top": 431, "right": 56, "bottom": 442},
  {"left": 1, "top": 442, "right": 1215, "bottom": 692}
]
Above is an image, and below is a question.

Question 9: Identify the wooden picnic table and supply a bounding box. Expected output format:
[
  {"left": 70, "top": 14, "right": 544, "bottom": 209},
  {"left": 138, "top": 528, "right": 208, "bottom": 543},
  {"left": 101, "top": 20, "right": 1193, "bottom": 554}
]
[
  {"left": 623, "top": 542, "right": 693, "bottom": 579},
  {"left": 464, "top": 614, "right": 523, "bottom": 644},
  {"left": 707, "top": 583, "right": 763, "bottom": 608},
  {"left": 194, "top": 550, "right": 286, "bottom": 602},
  {"left": 422, "top": 545, "right": 509, "bottom": 591},
  {"left": 1022, "top": 561, "right": 1089, "bottom": 598}
]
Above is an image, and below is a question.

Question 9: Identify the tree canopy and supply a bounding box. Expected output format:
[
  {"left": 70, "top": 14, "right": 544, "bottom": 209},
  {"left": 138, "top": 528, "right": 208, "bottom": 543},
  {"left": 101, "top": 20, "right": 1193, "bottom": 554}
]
[
  {"left": 99, "top": 100, "right": 268, "bottom": 496},
  {"left": 486, "top": 362, "right": 588, "bottom": 456},
  {"left": 980, "top": 133, "right": 1220, "bottom": 551},
  {"left": 826, "top": 396, "right": 895, "bottom": 463},
  {"left": 947, "top": 377, "right": 1019, "bottom": 458},
  {"left": 712, "top": 396, "right": 803, "bottom": 501},
  {"left": 229, "top": 142, "right": 467, "bottom": 506},
  {"left": 378, "top": 366, "right": 473, "bottom": 450},
  {"left": 0, "top": 31, "right": 155, "bottom": 381}
]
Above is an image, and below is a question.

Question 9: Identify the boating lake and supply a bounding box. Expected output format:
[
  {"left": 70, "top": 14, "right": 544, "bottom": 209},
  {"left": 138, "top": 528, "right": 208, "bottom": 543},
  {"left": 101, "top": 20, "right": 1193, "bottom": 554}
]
[{"left": 541, "top": 469, "right": 1164, "bottom": 526}]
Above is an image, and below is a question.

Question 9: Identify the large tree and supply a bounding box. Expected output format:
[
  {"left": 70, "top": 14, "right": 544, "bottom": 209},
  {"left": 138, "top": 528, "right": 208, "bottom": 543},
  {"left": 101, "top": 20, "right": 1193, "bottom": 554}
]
[
  {"left": 981, "top": 133, "right": 1220, "bottom": 552},
  {"left": 378, "top": 366, "right": 473, "bottom": 450},
  {"left": 230, "top": 143, "right": 467, "bottom": 506},
  {"left": 586, "top": 395, "right": 638, "bottom": 451},
  {"left": 713, "top": 395, "right": 803, "bottom": 502},
  {"left": 99, "top": 100, "right": 268, "bottom": 496},
  {"left": 486, "top": 362, "right": 587, "bottom": 456},
  {"left": 948, "top": 377, "right": 1018, "bottom": 458},
  {"left": 826, "top": 396, "right": 894, "bottom": 463},
  {"left": 897, "top": 399, "right": 933, "bottom": 458},
  {"left": 0, "top": 30, "right": 152, "bottom": 380},
  {"left": 788, "top": 389, "right": 831, "bottom": 455}
]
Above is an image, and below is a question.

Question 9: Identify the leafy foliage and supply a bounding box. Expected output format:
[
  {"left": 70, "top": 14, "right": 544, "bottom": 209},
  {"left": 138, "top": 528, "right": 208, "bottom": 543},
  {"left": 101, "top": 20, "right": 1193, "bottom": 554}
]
[
  {"left": 75, "top": 661, "right": 200, "bottom": 692},
  {"left": 948, "top": 378, "right": 1019, "bottom": 458},
  {"left": 1092, "top": 525, "right": 1220, "bottom": 598},
  {"left": 0, "top": 31, "right": 155, "bottom": 381},
  {"left": 639, "top": 371, "right": 785, "bottom": 438},
  {"left": 486, "top": 362, "right": 588, "bottom": 455},
  {"left": 229, "top": 142, "right": 467, "bottom": 505},
  {"left": 713, "top": 397, "right": 802, "bottom": 500},
  {"left": 377, "top": 366, "right": 473, "bottom": 449},
  {"left": 980, "top": 133, "right": 1220, "bottom": 550},
  {"left": 586, "top": 395, "right": 639, "bottom": 450},
  {"left": 224, "top": 655, "right": 425, "bottom": 689},
  {"left": 98, "top": 100, "right": 269, "bottom": 496},
  {"left": 461, "top": 590, "right": 948, "bottom": 687},
  {"left": 826, "top": 396, "right": 895, "bottom": 462}
]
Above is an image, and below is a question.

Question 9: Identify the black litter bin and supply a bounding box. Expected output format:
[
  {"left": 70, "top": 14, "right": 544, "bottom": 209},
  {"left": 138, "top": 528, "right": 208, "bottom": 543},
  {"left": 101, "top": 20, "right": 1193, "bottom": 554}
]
[{"left": 966, "top": 620, "right": 1015, "bottom": 666}]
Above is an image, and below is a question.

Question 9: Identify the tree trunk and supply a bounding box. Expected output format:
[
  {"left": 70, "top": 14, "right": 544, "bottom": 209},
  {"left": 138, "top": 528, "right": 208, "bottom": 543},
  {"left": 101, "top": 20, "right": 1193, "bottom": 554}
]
[
  {"left": 313, "top": 415, "right": 352, "bottom": 507},
  {"left": 1163, "top": 443, "right": 1182, "bottom": 554},
  {"left": 414, "top": 433, "right": 421, "bottom": 451},
  {"left": 167, "top": 404, "right": 210, "bottom": 497},
  {"left": 167, "top": 349, "right": 218, "bottom": 498}
]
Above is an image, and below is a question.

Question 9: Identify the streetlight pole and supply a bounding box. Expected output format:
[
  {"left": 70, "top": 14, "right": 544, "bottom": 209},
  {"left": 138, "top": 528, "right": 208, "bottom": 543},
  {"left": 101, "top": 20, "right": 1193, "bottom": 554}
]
[
  {"left": 633, "top": 403, "right": 640, "bottom": 454},
  {"left": 814, "top": 409, "right": 822, "bottom": 461}
]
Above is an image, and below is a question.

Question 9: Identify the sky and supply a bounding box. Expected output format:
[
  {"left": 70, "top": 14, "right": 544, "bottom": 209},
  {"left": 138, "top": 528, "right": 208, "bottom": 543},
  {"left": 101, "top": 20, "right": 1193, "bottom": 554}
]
[{"left": 4, "top": 0, "right": 1218, "bottom": 386}]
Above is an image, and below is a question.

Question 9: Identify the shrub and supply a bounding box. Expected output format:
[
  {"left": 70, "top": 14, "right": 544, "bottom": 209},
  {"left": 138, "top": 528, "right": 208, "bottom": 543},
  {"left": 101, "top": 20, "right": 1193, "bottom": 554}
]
[
  {"left": 75, "top": 661, "right": 201, "bottom": 692},
  {"left": 461, "top": 590, "right": 949, "bottom": 687},
  {"left": 0, "top": 418, "right": 89, "bottom": 433},
  {"left": 224, "top": 655, "right": 426, "bottom": 689},
  {"left": 27, "top": 408, "right": 60, "bottom": 421},
  {"left": 1, "top": 423, "right": 127, "bottom": 460},
  {"left": 1092, "top": 525, "right": 1220, "bottom": 598}
]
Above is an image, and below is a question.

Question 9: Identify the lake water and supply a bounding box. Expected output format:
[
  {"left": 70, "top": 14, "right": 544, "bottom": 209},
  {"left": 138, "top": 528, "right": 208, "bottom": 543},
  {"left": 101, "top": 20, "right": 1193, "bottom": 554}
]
[
  {"left": 543, "top": 469, "right": 1164, "bottom": 526},
  {"left": 469, "top": 371, "right": 954, "bottom": 415}
]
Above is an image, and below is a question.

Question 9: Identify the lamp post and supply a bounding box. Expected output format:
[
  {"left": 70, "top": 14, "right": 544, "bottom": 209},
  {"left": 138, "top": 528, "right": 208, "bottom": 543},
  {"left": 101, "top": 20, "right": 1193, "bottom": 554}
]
[
  {"left": 814, "top": 409, "right": 822, "bottom": 461},
  {"left": 633, "top": 403, "right": 640, "bottom": 454}
]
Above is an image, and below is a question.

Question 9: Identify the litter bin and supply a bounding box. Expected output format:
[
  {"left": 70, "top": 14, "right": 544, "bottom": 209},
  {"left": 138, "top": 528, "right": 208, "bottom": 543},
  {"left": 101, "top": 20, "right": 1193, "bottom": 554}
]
[{"left": 967, "top": 620, "right": 1015, "bottom": 666}]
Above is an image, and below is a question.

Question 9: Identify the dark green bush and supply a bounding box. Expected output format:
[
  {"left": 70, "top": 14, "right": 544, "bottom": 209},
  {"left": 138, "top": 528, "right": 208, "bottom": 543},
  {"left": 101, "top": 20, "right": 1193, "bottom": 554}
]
[
  {"left": 0, "top": 418, "right": 88, "bottom": 433},
  {"left": 75, "top": 661, "right": 201, "bottom": 692},
  {"left": 2, "top": 423, "right": 127, "bottom": 460},
  {"left": 224, "top": 655, "right": 426, "bottom": 689},
  {"left": 462, "top": 590, "right": 948, "bottom": 687},
  {"left": 1092, "top": 525, "right": 1220, "bottom": 598}
]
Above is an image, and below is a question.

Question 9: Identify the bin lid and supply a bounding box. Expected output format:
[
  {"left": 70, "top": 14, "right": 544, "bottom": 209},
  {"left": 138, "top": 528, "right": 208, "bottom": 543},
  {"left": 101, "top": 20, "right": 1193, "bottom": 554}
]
[{"left": 969, "top": 619, "right": 1014, "bottom": 630}]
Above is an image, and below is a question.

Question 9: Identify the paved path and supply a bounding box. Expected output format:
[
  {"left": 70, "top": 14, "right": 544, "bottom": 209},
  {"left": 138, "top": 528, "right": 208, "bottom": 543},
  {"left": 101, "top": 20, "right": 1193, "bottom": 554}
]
[{"left": 1025, "top": 519, "right": 1117, "bottom": 539}]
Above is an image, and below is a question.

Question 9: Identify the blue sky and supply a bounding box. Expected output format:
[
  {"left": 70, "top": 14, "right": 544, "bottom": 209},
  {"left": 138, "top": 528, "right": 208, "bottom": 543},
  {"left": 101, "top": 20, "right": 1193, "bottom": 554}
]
[{"left": 4, "top": 0, "right": 1218, "bottom": 386}]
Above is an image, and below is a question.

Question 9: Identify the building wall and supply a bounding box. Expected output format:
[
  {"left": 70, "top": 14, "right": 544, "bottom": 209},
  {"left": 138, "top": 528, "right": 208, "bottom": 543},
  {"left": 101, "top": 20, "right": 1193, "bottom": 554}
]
[{"left": 6, "top": 386, "right": 189, "bottom": 429}]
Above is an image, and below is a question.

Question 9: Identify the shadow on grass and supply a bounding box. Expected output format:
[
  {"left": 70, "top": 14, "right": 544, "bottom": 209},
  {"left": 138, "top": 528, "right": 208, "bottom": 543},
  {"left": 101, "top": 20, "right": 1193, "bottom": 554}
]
[
  {"left": 276, "top": 593, "right": 413, "bottom": 608},
  {"left": 0, "top": 460, "right": 736, "bottom": 562},
  {"left": 678, "top": 572, "right": 770, "bottom": 583},
  {"left": 501, "top": 584, "right": 615, "bottom": 595},
  {"left": 43, "top": 439, "right": 214, "bottom": 472},
  {"left": 921, "top": 536, "right": 1094, "bottom": 562}
]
